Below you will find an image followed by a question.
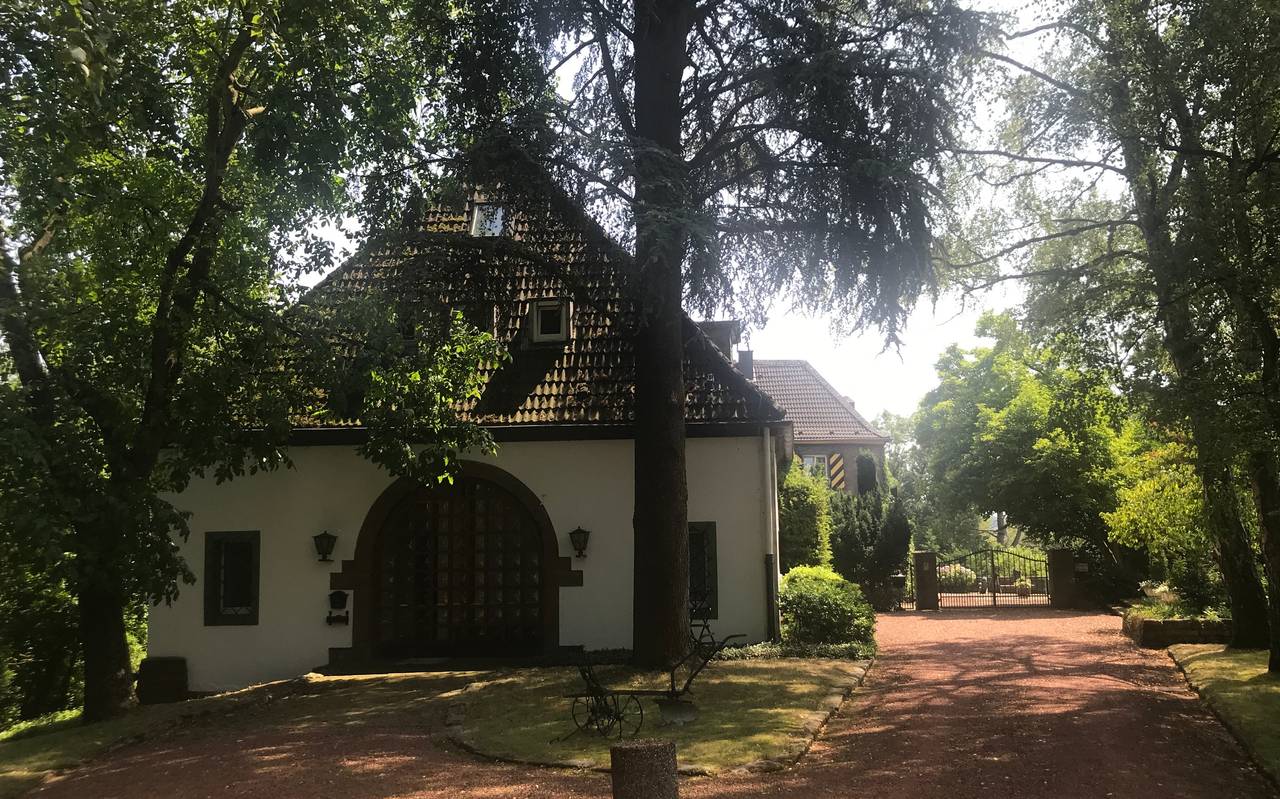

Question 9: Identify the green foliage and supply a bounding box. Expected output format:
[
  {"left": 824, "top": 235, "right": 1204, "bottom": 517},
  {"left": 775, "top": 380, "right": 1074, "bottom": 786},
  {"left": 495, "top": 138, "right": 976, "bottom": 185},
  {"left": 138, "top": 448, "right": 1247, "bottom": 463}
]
[
  {"left": 715, "top": 640, "right": 875, "bottom": 661},
  {"left": 830, "top": 488, "right": 912, "bottom": 609},
  {"left": 438, "top": 0, "right": 990, "bottom": 336},
  {"left": 1125, "top": 599, "right": 1228, "bottom": 623},
  {"left": 779, "top": 566, "right": 875, "bottom": 648},
  {"left": 778, "top": 459, "right": 833, "bottom": 572},
  {"left": 913, "top": 313, "right": 1136, "bottom": 576},
  {"left": 0, "top": 0, "right": 508, "bottom": 717},
  {"left": 1104, "top": 440, "right": 1225, "bottom": 612}
]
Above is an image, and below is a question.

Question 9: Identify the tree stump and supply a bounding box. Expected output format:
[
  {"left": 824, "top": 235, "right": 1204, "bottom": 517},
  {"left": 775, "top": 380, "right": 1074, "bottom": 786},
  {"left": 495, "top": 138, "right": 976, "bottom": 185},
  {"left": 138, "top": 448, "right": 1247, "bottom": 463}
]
[{"left": 610, "top": 738, "right": 678, "bottom": 799}]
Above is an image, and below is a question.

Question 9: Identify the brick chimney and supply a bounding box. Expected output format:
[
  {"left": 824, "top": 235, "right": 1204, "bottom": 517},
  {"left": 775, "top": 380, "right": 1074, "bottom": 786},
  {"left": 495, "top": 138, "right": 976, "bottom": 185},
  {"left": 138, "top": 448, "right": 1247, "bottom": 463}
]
[{"left": 737, "top": 349, "right": 754, "bottom": 379}]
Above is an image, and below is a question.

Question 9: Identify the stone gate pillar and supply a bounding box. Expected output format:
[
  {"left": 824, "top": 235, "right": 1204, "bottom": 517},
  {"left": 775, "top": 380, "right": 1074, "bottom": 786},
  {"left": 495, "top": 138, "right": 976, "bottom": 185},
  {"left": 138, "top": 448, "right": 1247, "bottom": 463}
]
[
  {"left": 913, "top": 551, "right": 939, "bottom": 611},
  {"left": 1048, "top": 549, "right": 1077, "bottom": 609}
]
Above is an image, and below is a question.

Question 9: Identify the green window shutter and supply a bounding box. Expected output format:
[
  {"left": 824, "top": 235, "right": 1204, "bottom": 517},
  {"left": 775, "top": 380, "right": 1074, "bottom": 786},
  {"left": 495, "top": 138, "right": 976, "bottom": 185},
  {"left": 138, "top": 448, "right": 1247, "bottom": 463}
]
[{"left": 688, "top": 522, "right": 718, "bottom": 620}]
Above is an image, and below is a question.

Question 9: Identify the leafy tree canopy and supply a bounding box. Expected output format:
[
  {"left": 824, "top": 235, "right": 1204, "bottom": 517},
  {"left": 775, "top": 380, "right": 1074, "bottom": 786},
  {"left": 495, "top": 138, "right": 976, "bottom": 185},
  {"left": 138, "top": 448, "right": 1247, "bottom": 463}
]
[
  {"left": 0, "top": 0, "right": 506, "bottom": 718},
  {"left": 914, "top": 311, "right": 1131, "bottom": 554}
]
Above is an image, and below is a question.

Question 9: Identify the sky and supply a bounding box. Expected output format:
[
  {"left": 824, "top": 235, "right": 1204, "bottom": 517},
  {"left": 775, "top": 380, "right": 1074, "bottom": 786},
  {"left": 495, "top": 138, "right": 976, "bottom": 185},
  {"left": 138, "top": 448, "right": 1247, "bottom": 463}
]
[
  {"left": 745, "top": 0, "right": 1032, "bottom": 424},
  {"left": 745, "top": 284, "right": 1021, "bottom": 424}
]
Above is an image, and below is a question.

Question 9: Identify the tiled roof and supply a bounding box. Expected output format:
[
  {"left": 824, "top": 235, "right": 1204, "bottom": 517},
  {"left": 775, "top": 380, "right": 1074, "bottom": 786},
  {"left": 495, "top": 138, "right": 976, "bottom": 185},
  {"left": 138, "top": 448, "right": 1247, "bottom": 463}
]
[
  {"left": 301, "top": 185, "right": 784, "bottom": 430},
  {"left": 751, "top": 360, "right": 887, "bottom": 443}
]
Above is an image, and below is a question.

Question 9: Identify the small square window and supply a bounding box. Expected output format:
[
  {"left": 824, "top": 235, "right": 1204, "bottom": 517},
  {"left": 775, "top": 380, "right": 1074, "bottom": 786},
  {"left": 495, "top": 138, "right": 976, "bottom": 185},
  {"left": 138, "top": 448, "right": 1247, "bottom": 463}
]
[
  {"left": 531, "top": 300, "right": 570, "bottom": 343},
  {"left": 470, "top": 203, "right": 505, "bottom": 237}
]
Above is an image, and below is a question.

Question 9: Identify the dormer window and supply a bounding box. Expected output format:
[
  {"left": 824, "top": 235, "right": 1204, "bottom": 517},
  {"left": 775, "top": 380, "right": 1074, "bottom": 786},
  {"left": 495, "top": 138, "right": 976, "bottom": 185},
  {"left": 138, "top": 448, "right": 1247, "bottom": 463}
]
[
  {"left": 531, "top": 299, "right": 570, "bottom": 343},
  {"left": 470, "top": 203, "right": 505, "bottom": 237}
]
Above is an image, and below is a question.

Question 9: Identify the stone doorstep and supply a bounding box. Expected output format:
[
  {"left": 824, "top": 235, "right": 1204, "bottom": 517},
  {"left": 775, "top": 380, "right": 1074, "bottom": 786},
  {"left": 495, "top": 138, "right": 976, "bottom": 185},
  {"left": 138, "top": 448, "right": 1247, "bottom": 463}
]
[{"left": 447, "top": 658, "right": 874, "bottom": 777}]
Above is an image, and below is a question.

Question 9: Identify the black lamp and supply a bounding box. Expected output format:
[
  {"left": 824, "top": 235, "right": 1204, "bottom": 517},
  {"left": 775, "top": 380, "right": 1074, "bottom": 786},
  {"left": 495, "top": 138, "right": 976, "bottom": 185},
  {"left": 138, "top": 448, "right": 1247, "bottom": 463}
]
[
  {"left": 568, "top": 526, "right": 591, "bottom": 558},
  {"left": 313, "top": 530, "right": 338, "bottom": 562}
]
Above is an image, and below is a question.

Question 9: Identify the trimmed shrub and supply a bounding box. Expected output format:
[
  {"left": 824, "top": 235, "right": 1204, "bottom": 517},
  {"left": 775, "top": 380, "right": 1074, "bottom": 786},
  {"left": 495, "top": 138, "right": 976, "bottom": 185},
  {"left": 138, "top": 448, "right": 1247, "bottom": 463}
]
[
  {"left": 830, "top": 490, "right": 912, "bottom": 610},
  {"left": 779, "top": 566, "right": 875, "bottom": 647},
  {"left": 778, "top": 459, "right": 832, "bottom": 571},
  {"left": 715, "top": 640, "right": 875, "bottom": 661}
]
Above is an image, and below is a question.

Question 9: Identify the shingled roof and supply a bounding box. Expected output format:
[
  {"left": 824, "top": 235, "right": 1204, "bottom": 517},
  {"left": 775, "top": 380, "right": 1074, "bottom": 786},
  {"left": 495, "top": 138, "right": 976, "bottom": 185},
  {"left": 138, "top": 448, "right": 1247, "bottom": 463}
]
[
  {"left": 751, "top": 360, "right": 887, "bottom": 444},
  {"left": 300, "top": 184, "right": 785, "bottom": 432}
]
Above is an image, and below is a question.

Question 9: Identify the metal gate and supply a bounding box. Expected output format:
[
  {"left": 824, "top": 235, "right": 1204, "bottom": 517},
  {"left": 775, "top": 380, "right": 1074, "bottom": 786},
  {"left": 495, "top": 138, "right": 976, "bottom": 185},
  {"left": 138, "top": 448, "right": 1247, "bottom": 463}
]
[{"left": 934, "top": 547, "right": 1051, "bottom": 608}]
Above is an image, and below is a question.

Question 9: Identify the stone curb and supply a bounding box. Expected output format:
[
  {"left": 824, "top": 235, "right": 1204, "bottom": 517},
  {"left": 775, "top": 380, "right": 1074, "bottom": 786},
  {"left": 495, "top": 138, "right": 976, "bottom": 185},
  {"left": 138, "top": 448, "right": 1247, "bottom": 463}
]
[{"left": 448, "top": 657, "right": 874, "bottom": 778}]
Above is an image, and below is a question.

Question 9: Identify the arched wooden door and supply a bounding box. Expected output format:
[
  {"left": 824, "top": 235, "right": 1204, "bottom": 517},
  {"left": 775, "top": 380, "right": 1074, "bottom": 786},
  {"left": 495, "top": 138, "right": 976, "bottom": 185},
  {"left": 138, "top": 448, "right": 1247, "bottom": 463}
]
[{"left": 372, "top": 473, "right": 555, "bottom": 658}]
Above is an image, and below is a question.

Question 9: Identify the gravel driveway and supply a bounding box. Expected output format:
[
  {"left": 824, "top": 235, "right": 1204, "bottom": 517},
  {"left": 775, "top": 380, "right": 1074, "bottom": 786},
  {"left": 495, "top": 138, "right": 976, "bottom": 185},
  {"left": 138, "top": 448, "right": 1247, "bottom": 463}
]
[{"left": 31, "top": 609, "right": 1276, "bottom": 799}]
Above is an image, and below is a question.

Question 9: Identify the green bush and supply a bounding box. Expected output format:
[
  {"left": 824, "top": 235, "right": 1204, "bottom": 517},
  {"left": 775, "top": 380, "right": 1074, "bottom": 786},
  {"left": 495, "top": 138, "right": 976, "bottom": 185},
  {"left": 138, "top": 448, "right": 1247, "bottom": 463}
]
[
  {"left": 937, "top": 563, "right": 978, "bottom": 592},
  {"left": 715, "top": 640, "right": 875, "bottom": 661},
  {"left": 778, "top": 459, "right": 832, "bottom": 571},
  {"left": 779, "top": 566, "right": 875, "bottom": 647},
  {"left": 830, "top": 489, "right": 912, "bottom": 610}
]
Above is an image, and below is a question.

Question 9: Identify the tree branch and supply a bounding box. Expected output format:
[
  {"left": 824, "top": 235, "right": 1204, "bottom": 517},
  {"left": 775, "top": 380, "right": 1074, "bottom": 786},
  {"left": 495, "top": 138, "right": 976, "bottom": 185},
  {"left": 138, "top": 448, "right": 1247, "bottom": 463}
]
[
  {"left": 591, "top": 13, "right": 635, "bottom": 138},
  {"left": 980, "top": 49, "right": 1086, "bottom": 98},
  {"left": 953, "top": 148, "right": 1125, "bottom": 175}
]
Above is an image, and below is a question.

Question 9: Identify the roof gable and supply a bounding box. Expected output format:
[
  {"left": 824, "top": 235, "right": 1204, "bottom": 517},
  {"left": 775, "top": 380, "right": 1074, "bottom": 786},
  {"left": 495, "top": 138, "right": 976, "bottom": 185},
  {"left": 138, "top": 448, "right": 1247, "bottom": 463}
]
[
  {"left": 751, "top": 360, "right": 886, "bottom": 443},
  {"left": 303, "top": 185, "right": 784, "bottom": 430}
]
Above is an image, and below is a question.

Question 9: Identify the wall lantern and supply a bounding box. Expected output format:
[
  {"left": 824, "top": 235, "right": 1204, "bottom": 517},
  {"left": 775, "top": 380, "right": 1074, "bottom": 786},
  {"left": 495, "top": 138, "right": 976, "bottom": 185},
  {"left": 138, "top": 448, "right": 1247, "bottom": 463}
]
[
  {"left": 313, "top": 530, "right": 338, "bottom": 563},
  {"left": 326, "top": 590, "right": 349, "bottom": 626},
  {"left": 568, "top": 526, "right": 591, "bottom": 559}
]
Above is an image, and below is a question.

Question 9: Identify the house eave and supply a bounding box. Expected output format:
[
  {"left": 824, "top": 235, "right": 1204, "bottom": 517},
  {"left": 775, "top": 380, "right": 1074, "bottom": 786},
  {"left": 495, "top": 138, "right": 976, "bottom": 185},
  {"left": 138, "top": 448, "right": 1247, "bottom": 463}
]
[{"left": 288, "top": 420, "right": 791, "bottom": 446}]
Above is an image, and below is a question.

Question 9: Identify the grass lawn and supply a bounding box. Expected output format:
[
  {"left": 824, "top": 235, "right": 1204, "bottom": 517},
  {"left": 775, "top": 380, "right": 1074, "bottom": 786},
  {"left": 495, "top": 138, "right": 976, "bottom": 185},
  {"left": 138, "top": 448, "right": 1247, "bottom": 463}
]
[
  {"left": 456, "top": 658, "right": 869, "bottom": 773},
  {"left": 1170, "top": 644, "right": 1280, "bottom": 783},
  {"left": 0, "top": 660, "right": 866, "bottom": 794},
  {"left": 0, "top": 703, "right": 199, "bottom": 799}
]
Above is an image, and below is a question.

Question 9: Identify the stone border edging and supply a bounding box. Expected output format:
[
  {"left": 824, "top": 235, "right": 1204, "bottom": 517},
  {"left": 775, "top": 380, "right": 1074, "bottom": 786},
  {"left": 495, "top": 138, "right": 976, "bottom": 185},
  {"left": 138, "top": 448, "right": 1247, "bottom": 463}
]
[
  {"left": 1167, "top": 648, "right": 1280, "bottom": 793},
  {"left": 446, "top": 657, "right": 874, "bottom": 777}
]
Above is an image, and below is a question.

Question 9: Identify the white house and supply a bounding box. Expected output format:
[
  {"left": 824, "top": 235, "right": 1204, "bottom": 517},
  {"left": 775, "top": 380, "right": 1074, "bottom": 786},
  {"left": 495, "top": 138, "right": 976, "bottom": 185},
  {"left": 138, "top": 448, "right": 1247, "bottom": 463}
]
[{"left": 145, "top": 182, "right": 791, "bottom": 693}]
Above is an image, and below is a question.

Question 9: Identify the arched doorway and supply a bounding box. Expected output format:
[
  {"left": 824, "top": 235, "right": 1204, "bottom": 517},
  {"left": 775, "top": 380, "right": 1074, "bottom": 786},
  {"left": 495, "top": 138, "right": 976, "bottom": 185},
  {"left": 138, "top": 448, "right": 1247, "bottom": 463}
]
[{"left": 340, "top": 464, "right": 560, "bottom": 659}]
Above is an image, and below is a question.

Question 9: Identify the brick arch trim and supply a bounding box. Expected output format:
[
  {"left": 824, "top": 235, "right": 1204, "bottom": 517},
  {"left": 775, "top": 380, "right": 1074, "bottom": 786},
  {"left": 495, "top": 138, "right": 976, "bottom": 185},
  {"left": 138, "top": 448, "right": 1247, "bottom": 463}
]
[{"left": 330, "top": 461, "right": 582, "bottom": 660}]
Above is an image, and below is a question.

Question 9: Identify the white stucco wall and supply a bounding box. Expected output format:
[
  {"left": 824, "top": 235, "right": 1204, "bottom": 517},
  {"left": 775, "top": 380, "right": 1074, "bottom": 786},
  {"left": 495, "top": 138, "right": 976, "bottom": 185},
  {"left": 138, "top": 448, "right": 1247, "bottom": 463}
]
[{"left": 148, "top": 435, "right": 776, "bottom": 692}]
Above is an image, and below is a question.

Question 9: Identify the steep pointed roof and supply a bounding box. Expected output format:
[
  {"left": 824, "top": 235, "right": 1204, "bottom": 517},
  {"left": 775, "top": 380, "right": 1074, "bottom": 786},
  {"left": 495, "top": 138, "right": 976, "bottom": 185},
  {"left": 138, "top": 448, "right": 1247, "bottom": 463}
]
[
  {"left": 299, "top": 179, "right": 785, "bottom": 432},
  {"left": 751, "top": 360, "right": 886, "bottom": 444}
]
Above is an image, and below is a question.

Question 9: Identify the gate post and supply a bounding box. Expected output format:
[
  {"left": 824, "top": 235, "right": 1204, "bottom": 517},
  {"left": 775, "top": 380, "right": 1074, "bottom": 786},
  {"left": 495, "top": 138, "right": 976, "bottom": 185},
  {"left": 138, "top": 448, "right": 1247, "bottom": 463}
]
[
  {"left": 1048, "top": 549, "right": 1076, "bottom": 609},
  {"left": 913, "top": 551, "right": 939, "bottom": 611}
]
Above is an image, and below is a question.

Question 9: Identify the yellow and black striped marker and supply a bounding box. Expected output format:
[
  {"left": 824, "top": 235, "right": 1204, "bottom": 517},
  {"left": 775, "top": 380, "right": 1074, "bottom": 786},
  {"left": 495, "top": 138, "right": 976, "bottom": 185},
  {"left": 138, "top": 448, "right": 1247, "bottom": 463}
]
[{"left": 829, "top": 452, "right": 846, "bottom": 490}]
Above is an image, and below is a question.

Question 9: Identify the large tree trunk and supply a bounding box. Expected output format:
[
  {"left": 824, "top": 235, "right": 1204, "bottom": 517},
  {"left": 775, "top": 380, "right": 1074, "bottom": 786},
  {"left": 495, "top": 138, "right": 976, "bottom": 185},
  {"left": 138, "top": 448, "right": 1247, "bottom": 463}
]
[
  {"left": 1107, "top": 66, "right": 1270, "bottom": 648},
  {"left": 629, "top": 0, "right": 695, "bottom": 668},
  {"left": 1198, "top": 458, "right": 1271, "bottom": 648},
  {"left": 1248, "top": 451, "right": 1280, "bottom": 669},
  {"left": 78, "top": 580, "right": 133, "bottom": 722}
]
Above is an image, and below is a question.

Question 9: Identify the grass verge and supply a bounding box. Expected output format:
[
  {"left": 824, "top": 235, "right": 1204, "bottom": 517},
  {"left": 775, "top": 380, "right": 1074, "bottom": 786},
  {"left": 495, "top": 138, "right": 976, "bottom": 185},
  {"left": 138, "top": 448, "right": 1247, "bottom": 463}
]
[
  {"left": 455, "top": 658, "right": 869, "bottom": 773},
  {"left": 0, "top": 703, "right": 198, "bottom": 798},
  {"left": 1170, "top": 644, "right": 1280, "bottom": 784},
  {"left": 0, "top": 673, "right": 423, "bottom": 799}
]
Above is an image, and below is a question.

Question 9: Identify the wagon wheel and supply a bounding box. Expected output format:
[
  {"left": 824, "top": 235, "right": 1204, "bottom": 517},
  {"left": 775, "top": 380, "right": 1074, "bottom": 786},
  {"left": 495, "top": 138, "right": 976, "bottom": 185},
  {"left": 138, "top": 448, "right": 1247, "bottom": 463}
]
[
  {"left": 570, "top": 696, "right": 593, "bottom": 733},
  {"left": 571, "top": 696, "right": 613, "bottom": 736},
  {"left": 610, "top": 695, "right": 644, "bottom": 739}
]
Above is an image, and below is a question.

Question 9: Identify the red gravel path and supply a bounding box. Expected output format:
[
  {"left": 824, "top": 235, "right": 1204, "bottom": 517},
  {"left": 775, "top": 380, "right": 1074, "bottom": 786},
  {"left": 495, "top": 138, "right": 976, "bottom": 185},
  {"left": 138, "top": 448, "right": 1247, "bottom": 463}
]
[{"left": 32, "top": 610, "right": 1275, "bottom": 798}]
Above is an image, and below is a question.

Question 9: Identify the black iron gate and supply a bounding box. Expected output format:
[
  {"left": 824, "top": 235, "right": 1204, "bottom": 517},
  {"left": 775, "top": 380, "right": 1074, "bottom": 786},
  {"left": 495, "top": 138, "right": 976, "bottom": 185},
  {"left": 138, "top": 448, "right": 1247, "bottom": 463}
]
[{"left": 934, "top": 547, "right": 1051, "bottom": 608}]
